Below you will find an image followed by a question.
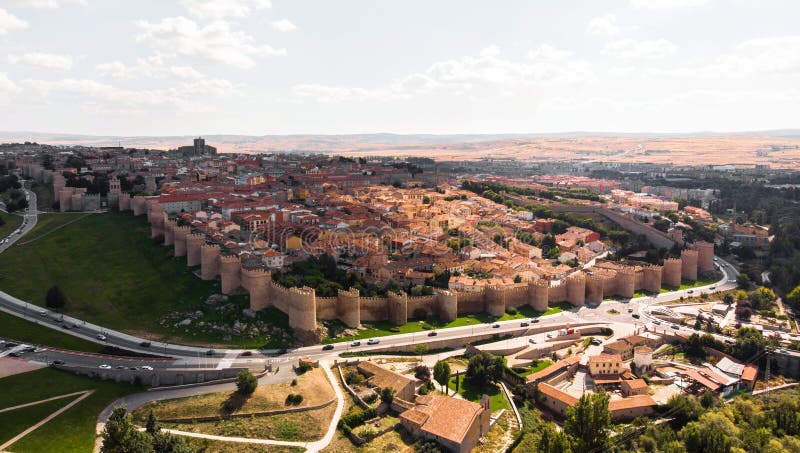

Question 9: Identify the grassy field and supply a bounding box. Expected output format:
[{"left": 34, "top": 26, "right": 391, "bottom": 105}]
[
  {"left": 447, "top": 374, "right": 511, "bottom": 412},
  {"left": 0, "top": 398, "right": 69, "bottom": 446},
  {"left": 183, "top": 438, "right": 304, "bottom": 453},
  {"left": 661, "top": 275, "right": 720, "bottom": 293},
  {"left": 133, "top": 367, "right": 333, "bottom": 421},
  {"left": 0, "top": 210, "right": 23, "bottom": 239},
  {"left": 0, "top": 367, "right": 141, "bottom": 453},
  {"left": 0, "top": 310, "right": 105, "bottom": 353},
  {"left": 0, "top": 211, "right": 292, "bottom": 349},
  {"left": 28, "top": 180, "right": 53, "bottom": 211},
  {"left": 324, "top": 303, "right": 567, "bottom": 344},
  {"left": 516, "top": 359, "right": 553, "bottom": 377}
]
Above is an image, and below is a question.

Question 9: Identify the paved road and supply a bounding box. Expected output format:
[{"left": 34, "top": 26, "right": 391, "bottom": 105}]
[{"left": 0, "top": 185, "right": 37, "bottom": 253}]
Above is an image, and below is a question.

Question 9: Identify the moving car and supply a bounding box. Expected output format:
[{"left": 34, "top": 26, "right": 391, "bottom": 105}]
[
  {"left": 140, "top": 365, "right": 154, "bottom": 371},
  {"left": 427, "top": 331, "right": 438, "bottom": 337},
  {"left": 627, "top": 308, "right": 633, "bottom": 313},
  {"left": 520, "top": 322, "right": 529, "bottom": 327},
  {"left": 531, "top": 319, "right": 540, "bottom": 323},
  {"left": 492, "top": 323, "right": 500, "bottom": 328},
  {"left": 322, "top": 344, "right": 334, "bottom": 351},
  {"left": 98, "top": 364, "right": 112, "bottom": 369},
  {"left": 653, "top": 320, "right": 661, "bottom": 325},
  {"left": 351, "top": 341, "right": 361, "bottom": 347},
  {"left": 632, "top": 314, "right": 640, "bottom": 319},
  {"left": 139, "top": 341, "right": 151, "bottom": 347},
  {"left": 96, "top": 334, "right": 107, "bottom": 341},
  {"left": 367, "top": 338, "right": 380, "bottom": 345},
  {"left": 205, "top": 349, "right": 215, "bottom": 356},
  {"left": 33, "top": 347, "right": 47, "bottom": 353},
  {"left": 52, "top": 360, "right": 64, "bottom": 365},
  {"left": 671, "top": 324, "right": 680, "bottom": 330}
]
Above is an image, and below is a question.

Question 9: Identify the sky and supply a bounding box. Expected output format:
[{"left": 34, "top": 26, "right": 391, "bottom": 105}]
[{"left": 0, "top": 0, "right": 799, "bottom": 136}]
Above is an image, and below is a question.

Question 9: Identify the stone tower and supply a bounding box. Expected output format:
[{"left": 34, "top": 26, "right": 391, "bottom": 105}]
[
  {"left": 437, "top": 290, "right": 458, "bottom": 322},
  {"left": 173, "top": 226, "right": 190, "bottom": 257},
  {"left": 337, "top": 288, "right": 361, "bottom": 328},
  {"left": 484, "top": 286, "right": 507, "bottom": 317},
  {"left": 681, "top": 249, "right": 698, "bottom": 281},
  {"left": 616, "top": 268, "right": 636, "bottom": 299},
  {"left": 242, "top": 267, "right": 271, "bottom": 311},
  {"left": 662, "top": 258, "right": 682, "bottom": 288},
  {"left": 219, "top": 255, "right": 242, "bottom": 294},
  {"left": 585, "top": 274, "right": 604, "bottom": 304},
  {"left": 528, "top": 279, "right": 550, "bottom": 312},
  {"left": 186, "top": 234, "right": 204, "bottom": 267},
  {"left": 641, "top": 266, "right": 663, "bottom": 294},
  {"left": 118, "top": 193, "right": 131, "bottom": 211},
  {"left": 200, "top": 244, "right": 220, "bottom": 280},
  {"left": 565, "top": 273, "right": 586, "bottom": 307},
  {"left": 387, "top": 291, "right": 408, "bottom": 326},
  {"left": 288, "top": 286, "right": 317, "bottom": 334},
  {"left": 164, "top": 219, "right": 177, "bottom": 246},
  {"left": 132, "top": 196, "right": 147, "bottom": 216},
  {"left": 694, "top": 241, "right": 715, "bottom": 273}
]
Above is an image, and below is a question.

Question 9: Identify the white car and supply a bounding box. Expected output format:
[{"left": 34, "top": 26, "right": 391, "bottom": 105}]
[
  {"left": 367, "top": 338, "right": 380, "bottom": 345},
  {"left": 140, "top": 365, "right": 154, "bottom": 371},
  {"left": 33, "top": 348, "right": 47, "bottom": 353},
  {"left": 98, "top": 364, "right": 112, "bottom": 369},
  {"left": 96, "top": 334, "right": 107, "bottom": 341}
]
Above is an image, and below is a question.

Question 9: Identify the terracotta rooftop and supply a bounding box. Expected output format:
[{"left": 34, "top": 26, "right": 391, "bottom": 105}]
[
  {"left": 608, "top": 395, "right": 657, "bottom": 411},
  {"left": 589, "top": 353, "right": 622, "bottom": 364},
  {"left": 538, "top": 383, "right": 579, "bottom": 406},
  {"left": 526, "top": 356, "right": 580, "bottom": 383},
  {"left": 624, "top": 379, "right": 648, "bottom": 389},
  {"left": 400, "top": 394, "right": 485, "bottom": 445},
  {"left": 741, "top": 363, "right": 758, "bottom": 382},
  {"left": 357, "top": 361, "right": 415, "bottom": 394}
]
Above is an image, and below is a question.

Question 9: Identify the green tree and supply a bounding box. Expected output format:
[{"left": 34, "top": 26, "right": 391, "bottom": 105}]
[
  {"left": 145, "top": 410, "right": 159, "bottom": 434},
  {"left": 786, "top": 284, "right": 800, "bottom": 309},
  {"left": 465, "top": 351, "right": 505, "bottom": 387},
  {"left": 380, "top": 386, "right": 395, "bottom": 404},
  {"left": 679, "top": 412, "right": 739, "bottom": 453},
  {"left": 235, "top": 370, "right": 258, "bottom": 396},
  {"left": 101, "top": 407, "right": 155, "bottom": 453},
  {"left": 564, "top": 388, "right": 611, "bottom": 453},
  {"left": 665, "top": 395, "right": 704, "bottom": 428},
  {"left": 539, "top": 424, "right": 573, "bottom": 453},
  {"left": 433, "top": 360, "right": 451, "bottom": 394},
  {"left": 45, "top": 285, "right": 67, "bottom": 309},
  {"left": 732, "top": 327, "right": 766, "bottom": 362},
  {"left": 736, "top": 273, "right": 751, "bottom": 289}
]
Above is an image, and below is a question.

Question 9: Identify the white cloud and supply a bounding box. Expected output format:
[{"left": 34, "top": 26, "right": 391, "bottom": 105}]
[
  {"left": 8, "top": 52, "right": 73, "bottom": 70},
  {"left": 96, "top": 55, "right": 206, "bottom": 80},
  {"left": 135, "top": 16, "right": 285, "bottom": 68},
  {"left": 7, "top": 0, "right": 87, "bottom": 8},
  {"left": 602, "top": 39, "right": 678, "bottom": 59},
  {"left": 292, "top": 45, "right": 593, "bottom": 103},
  {"left": 629, "top": 0, "right": 709, "bottom": 8},
  {"left": 652, "top": 35, "right": 800, "bottom": 78},
  {"left": 270, "top": 18, "right": 296, "bottom": 32},
  {"left": 180, "top": 0, "right": 271, "bottom": 20},
  {"left": 0, "top": 8, "right": 29, "bottom": 35},
  {"left": 22, "top": 76, "right": 240, "bottom": 113},
  {"left": 0, "top": 73, "right": 22, "bottom": 100},
  {"left": 587, "top": 14, "right": 620, "bottom": 37}
]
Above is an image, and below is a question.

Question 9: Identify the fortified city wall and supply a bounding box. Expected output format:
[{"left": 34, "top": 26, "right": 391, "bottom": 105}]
[{"left": 133, "top": 198, "right": 710, "bottom": 344}]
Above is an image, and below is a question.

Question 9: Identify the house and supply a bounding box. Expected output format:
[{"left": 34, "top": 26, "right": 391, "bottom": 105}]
[
  {"left": 525, "top": 356, "right": 580, "bottom": 386},
  {"left": 400, "top": 394, "right": 491, "bottom": 453},
  {"left": 588, "top": 353, "right": 623, "bottom": 377},
  {"left": 621, "top": 379, "right": 648, "bottom": 396},
  {"left": 537, "top": 382, "right": 578, "bottom": 417},
  {"left": 357, "top": 361, "right": 416, "bottom": 402},
  {"left": 608, "top": 395, "right": 657, "bottom": 421},
  {"left": 261, "top": 248, "right": 285, "bottom": 269}
]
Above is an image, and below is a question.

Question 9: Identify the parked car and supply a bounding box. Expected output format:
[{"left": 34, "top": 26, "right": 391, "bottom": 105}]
[
  {"left": 322, "top": 344, "right": 334, "bottom": 351},
  {"left": 367, "top": 338, "right": 380, "bottom": 345},
  {"left": 632, "top": 314, "right": 640, "bottom": 319},
  {"left": 239, "top": 351, "right": 253, "bottom": 357},
  {"left": 529, "top": 338, "right": 537, "bottom": 344},
  {"left": 98, "top": 364, "right": 112, "bottom": 369},
  {"left": 115, "top": 366, "right": 125, "bottom": 370},
  {"left": 627, "top": 308, "right": 633, "bottom": 313},
  {"left": 652, "top": 320, "right": 661, "bottom": 325},
  {"left": 671, "top": 324, "right": 680, "bottom": 330},
  {"left": 140, "top": 365, "right": 154, "bottom": 371},
  {"left": 350, "top": 341, "right": 361, "bottom": 347}
]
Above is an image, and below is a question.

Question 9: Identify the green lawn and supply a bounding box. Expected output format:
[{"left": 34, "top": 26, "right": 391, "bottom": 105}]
[
  {"left": 0, "top": 398, "right": 69, "bottom": 445},
  {"left": 324, "top": 303, "right": 567, "bottom": 344},
  {"left": 0, "top": 310, "right": 104, "bottom": 353},
  {"left": 0, "top": 367, "right": 142, "bottom": 453},
  {"left": 446, "top": 374, "right": 510, "bottom": 412},
  {"left": 516, "top": 359, "right": 553, "bottom": 377},
  {"left": 0, "top": 211, "right": 292, "bottom": 349},
  {"left": 0, "top": 210, "right": 23, "bottom": 239},
  {"left": 661, "top": 275, "right": 720, "bottom": 293}
]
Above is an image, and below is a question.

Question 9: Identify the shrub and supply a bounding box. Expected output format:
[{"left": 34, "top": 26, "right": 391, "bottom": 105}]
[
  {"left": 363, "top": 392, "right": 379, "bottom": 404},
  {"left": 506, "top": 306, "right": 518, "bottom": 315},
  {"left": 345, "top": 371, "right": 363, "bottom": 385},
  {"left": 291, "top": 379, "right": 298, "bottom": 386},
  {"left": 235, "top": 370, "right": 257, "bottom": 396},
  {"left": 285, "top": 394, "right": 303, "bottom": 405},
  {"left": 339, "top": 407, "right": 377, "bottom": 429}
]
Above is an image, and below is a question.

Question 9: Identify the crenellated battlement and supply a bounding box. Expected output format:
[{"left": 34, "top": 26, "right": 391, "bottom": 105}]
[
  {"left": 200, "top": 243, "right": 220, "bottom": 280},
  {"left": 185, "top": 233, "right": 205, "bottom": 267},
  {"left": 681, "top": 249, "right": 699, "bottom": 281},
  {"left": 337, "top": 288, "right": 361, "bottom": 328}
]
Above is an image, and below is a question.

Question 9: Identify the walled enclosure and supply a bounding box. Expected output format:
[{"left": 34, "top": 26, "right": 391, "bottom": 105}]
[{"left": 135, "top": 199, "right": 706, "bottom": 344}]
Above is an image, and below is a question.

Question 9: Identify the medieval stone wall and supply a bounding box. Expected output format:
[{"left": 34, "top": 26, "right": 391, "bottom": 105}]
[
  {"left": 681, "top": 249, "right": 698, "bottom": 281},
  {"left": 186, "top": 234, "right": 204, "bottom": 267},
  {"left": 200, "top": 244, "right": 220, "bottom": 280}
]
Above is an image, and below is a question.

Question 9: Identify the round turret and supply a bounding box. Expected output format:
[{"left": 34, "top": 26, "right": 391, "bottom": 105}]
[
  {"left": 642, "top": 266, "right": 663, "bottom": 294},
  {"left": 132, "top": 196, "right": 147, "bottom": 216},
  {"left": 694, "top": 241, "right": 715, "bottom": 273},
  {"left": 681, "top": 249, "right": 698, "bottom": 281},
  {"left": 662, "top": 258, "right": 682, "bottom": 288},
  {"left": 118, "top": 193, "right": 131, "bottom": 211},
  {"left": 336, "top": 288, "right": 361, "bottom": 328},
  {"left": 387, "top": 291, "right": 408, "bottom": 326},
  {"left": 616, "top": 268, "right": 635, "bottom": 299},
  {"left": 186, "top": 234, "right": 204, "bottom": 267},
  {"left": 241, "top": 267, "right": 271, "bottom": 311},
  {"left": 437, "top": 290, "right": 458, "bottom": 322},
  {"left": 484, "top": 286, "right": 506, "bottom": 317},
  {"left": 200, "top": 244, "right": 220, "bottom": 280},
  {"left": 288, "top": 286, "right": 317, "bottom": 333},
  {"left": 585, "top": 275, "right": 604, "bottom": 304},
  {"left": 219, "top": 255, "right": 242, "bottom": 294},
  {"left": 566, "top": 273, "right": 586, "bottom": 307},
  {"left": 164, "top": 219, "right": 177, "bottom": 246},
  {"left": 173, "top": 226, "right": 190, "bottom": 257},
  {"left": 528, "top": 279, "right": 549, "bottom": 312}
]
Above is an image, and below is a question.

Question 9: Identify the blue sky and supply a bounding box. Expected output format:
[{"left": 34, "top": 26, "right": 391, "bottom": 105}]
[{"left": 0, "top": 0, "right": 798, "bottom": 136}]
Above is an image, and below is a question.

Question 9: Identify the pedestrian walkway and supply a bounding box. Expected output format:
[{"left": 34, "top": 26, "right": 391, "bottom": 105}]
[{"left": 0, "top": 390, "right": 94, "bottom": 451}]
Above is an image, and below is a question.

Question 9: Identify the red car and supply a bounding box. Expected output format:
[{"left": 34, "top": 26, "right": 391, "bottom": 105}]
[{"left": 427, "top": 331, "right": 438, "bottom": 337}]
